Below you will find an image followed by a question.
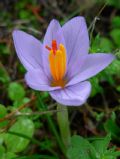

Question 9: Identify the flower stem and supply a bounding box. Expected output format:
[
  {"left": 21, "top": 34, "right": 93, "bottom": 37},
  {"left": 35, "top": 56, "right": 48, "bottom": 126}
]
[{"left": 57, "top": 103, "right": 71, "bottom": 149}]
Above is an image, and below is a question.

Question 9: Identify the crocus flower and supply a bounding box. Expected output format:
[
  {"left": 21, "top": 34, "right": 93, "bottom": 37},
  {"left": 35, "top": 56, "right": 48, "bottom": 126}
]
[{"left": 12, "top": 17, "right": 115, "bottom": 106}]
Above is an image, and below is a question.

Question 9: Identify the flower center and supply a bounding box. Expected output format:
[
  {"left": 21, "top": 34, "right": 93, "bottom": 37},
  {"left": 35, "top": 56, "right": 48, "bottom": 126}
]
[{"left": 46, "top": 40, "right": 67, "bottom": 88}]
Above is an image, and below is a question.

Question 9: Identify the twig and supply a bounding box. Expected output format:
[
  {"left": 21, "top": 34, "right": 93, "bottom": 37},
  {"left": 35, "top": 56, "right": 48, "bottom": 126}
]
[
  {"left": 88, "top": 2, "right": 107, "bottom": 43},
  {"left": 15, "top": 109, "right": 66, "bottom": 117},
  {"left": 101, "top": 92, "right": 109, "bottom": 115},
  {"left": 0, "top": 119, "right": 16, "bottom": 133},
  {"left": 0, "top": 96, "right": 36, "bottom": 123},
  {"left": 84, "top": 102, "right": 97, "bottom": 118}
]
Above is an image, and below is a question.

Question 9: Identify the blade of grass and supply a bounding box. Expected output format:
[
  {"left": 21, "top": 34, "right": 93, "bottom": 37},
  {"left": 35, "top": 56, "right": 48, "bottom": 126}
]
[
  {"left": 13, "top": 154, "right": 58, "bottom": 159},
  {"left": 7, "top": 131, "right": 58, "bottom": 157},
  {"left": 35, "top": 92, "right": 66, "bottom": 155}
]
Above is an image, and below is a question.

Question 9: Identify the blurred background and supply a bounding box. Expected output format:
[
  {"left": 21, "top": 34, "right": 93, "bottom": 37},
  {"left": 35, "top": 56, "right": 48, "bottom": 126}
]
[{"left": 0, "top": 0, "right": 120, "bottom": 159}]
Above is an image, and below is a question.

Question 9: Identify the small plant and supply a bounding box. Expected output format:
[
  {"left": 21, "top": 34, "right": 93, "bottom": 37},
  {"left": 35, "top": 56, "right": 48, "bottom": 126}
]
[{"left": 67, "top": 134, "right": 120, "bottom": 159}]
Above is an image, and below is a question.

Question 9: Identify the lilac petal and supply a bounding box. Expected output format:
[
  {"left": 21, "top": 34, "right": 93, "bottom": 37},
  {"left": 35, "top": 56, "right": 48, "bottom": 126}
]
[
  {"left": 12, "top": 30, "right": 42, "bottom": 71},
  {"left": 66, "top": 55, "right": 87, "bottom": 79},
  {"left": 67, "top": 53, "right": 115, "bottom": 86},
  {"left": 50, "top": 81, "right": 91, "bottom": 106},
  {"left": 25, "top": 69, "right": 61, "bottom": 91},
  {"left": 43, "top": 19, "right": 66, "bottom": 78},
  {"left": 62, "top": 16, "right": 89, "bottom": 69}
]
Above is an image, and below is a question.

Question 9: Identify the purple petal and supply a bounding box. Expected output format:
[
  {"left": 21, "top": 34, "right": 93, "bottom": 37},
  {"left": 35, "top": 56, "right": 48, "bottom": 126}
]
[
  {"left": 62, "top": 16, "right": 89, "bottom": 70},
  {"left": 43, "top": 19, "right": 66, "bottom": 78},
  {"left": 12, "top": 30, "right": 42, "bottom": 71},
  {"left": 67, "top": 53, "right": 115, "bottom": 86},
  {"left": 25, "top": 69, "right": 61, "bottom": 91},
  {"left": 50, "top": 81, "right": 91, "bottom": 106},
  {"left": 66, "top": 55, "right": 87, "bottom": 79}
]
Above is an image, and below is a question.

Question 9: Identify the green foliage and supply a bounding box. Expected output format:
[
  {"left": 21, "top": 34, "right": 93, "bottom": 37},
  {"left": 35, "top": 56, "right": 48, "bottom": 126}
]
[
  {"left": 106, "top": 0, "right": 120, "bottom": 9},
  {"left": 92, "top": 134, "right": 111, "bottom": 155},
  {"left": 89, "top": 27, "right": 120, "bottom": 96},
  {"left": 13, "top": 155, "right": 58, "bottom": 159},
  {"left": 0, "top": 67, "right": 10, "bottom": 84},
  {"left": 99, "top": 37, "right": 113, "bottom": 52},
  {"left": 90, "top": 23, "right": 120, "bottom": 92},
  {"left": 67, "top": 135, "right": 96, "bottom": 159},
  {"left": 0, "top": 0, "right": 120, "bottom": 158},
  {"left": 7, "top": 81, "right": 30, "bottom": 111},
  {"left": 15, "top": 0, "right": 35, "bottom": 10},
  {"left": 0, "top": 144, "right": 17, "bottom": 159},
  {"left": 40, "top": 139, "right": 54, "bottom": 150},
  {"left": 4, "top": 118, "right": 34, "bottom": 153},
  {"left": 106, "top": 60, "right": 120, "bottom": 76},
  {"left": 111, "top": 16, "right": 120, "bottom": 28},
  {"left": 2, "top": 152, "right": 16, "bottom": 159},
  {"left": 0, "top": 145, "right": 5, "bottom": 158},
  {"left": 110, "top": 29, "right": 120, "bottom": 46},
  {"left": 90, "top": 34, "right": 114, "bottom": 53},
  {"left": 90, "top": 77, "right": 103, "bottom": 97},
  {"left": 0, "top": 44, "right": 10, "bottom": 55},
  {"left": 0, "top": 133, "right": 5, "bottom": 145},
  {"left": 67, "top": 135, "right": 120, "bottom": 159},
  {"left": 19, "top": 10, "right": 32, "bottom": 19},
  {"left": 13, "top": 97, "right": 30, "bottom": 108},
  {"left": 0, "top": 105, "right": 7, "bottom": 119},
  {"left": 0, "top": 105, "right": 8, "bottom": 128},
  {"left": 8, "top": 82, "right": 25, "bottom": 101},
  {"left": 96, "top": 112, "right": 104, "bottom": 122},
  {"left": 90, "top": 34, "right": 101, "bottom": 53},
  {"left": 104, "top": 112, "right": 120, "bottom": 141}
]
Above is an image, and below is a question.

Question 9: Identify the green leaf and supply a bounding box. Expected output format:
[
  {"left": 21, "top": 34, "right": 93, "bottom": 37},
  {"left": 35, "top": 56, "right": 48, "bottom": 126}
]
[
  {"left": 0, "top": 104, "right": 7, "bottom": 118},
  {"left": 92, "top": 134, "right": 111, "bottom": 156},
  {"left": 13, "top": 155, "right": 58, "bottom": 159},
  {"left": 90, "top": 35, "right": 113, "bottom": 53},
  {"left": 116, "top": 85, "right": 120, "bottom": 92},
  {"left": 99, "top": 37, "right": 113, "bottom": 52},
  {"left": 67, "top": 134, "right": 120, "bottom": 159},
  {"left": 99, "top": 69, "right": 115, "bottom": 85},
  {"left": 0, "top": 44, "right": 10, "bottom": 55},
  {"left": 0, "top": 145, "right": 5, "bottom": 159},
  {"left": 105, "top": 60, "right": 120, "bottom": 76},
  {"left": 19, "top": 10, "right": 32, "bottom": 19},
  {"left": 115, "top": 50, "right": 120, "bottom": 60},
  {"left": 90, "top": 77, "right": 103, "bottom": 97},
  {"left": 40, "top": 139, "right": 53, "bottom": 150},
  {"left": 110, "top": 29, "right": 120, "bottom": 46},
  {"left": 0, "top": 67, "right": 10, "bottom": 84},
  {"left": 0, "top": 147, "right": 16, "bottom": 159},
  {"left": 111, "top": 16, "right": 120, "bottom": 28},
  {"left": 96, "top": 112, "right": 104, "bottom": 122},
  {"left": 106, "top": 0, "right": 120, "bottom": 9},
  {"left": 5, "top": 152, "right": 17, "bottom": 159},
  {"left": 8, "top": 82, "right": 25, "bottom": 101},
  {"left": 90, "top": 134, "right": 120, "bottom": 159},
  {"left": 13, "top": 97, "right": 30, "bottom": 108},
  {"left": 90, "top": 34, "right": 101, "bottom": 53},
  {"left": 4, "top": 118, "right": 34, "bottom": 152},
  {"left": 41, "top": 92, "right": 49, "bottom": 99},
  {"left": 0, "top": 133, "right": 5, "bottom": 145},
  {"left": 67, "top": 135, "right": 96, "bottom": 159},
  {"left": 0, "top": 104, "right": 8, "bottom": 128},
  {"left": 104, "top": 113, "right": 120, "bottom": 140}
]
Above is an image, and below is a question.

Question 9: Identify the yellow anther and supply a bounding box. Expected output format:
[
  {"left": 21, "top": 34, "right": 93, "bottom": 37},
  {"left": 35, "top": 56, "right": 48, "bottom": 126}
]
[{"left": 48, "top": 42, "right": 67, "bottom": 87}]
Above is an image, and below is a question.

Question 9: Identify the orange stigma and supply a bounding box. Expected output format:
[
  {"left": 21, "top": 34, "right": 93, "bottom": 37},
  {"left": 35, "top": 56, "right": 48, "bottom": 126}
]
[
  {"left": 45, "top": 40, "right": 67, "bottom": 88},
  {"left": 46, "top": 40, "right": 58, "bottom": 55},
  {"left": 45, "top": 45, "right": 51, "bottom": 51},
  {"left": 52, "top": 40, "right": 57, "bottom": 55}
]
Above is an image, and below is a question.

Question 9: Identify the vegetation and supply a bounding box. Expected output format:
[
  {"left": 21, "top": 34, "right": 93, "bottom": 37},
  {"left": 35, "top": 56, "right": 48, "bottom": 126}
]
[{"left": 0, "top": 0, "right": 120, "bottom": 158}]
